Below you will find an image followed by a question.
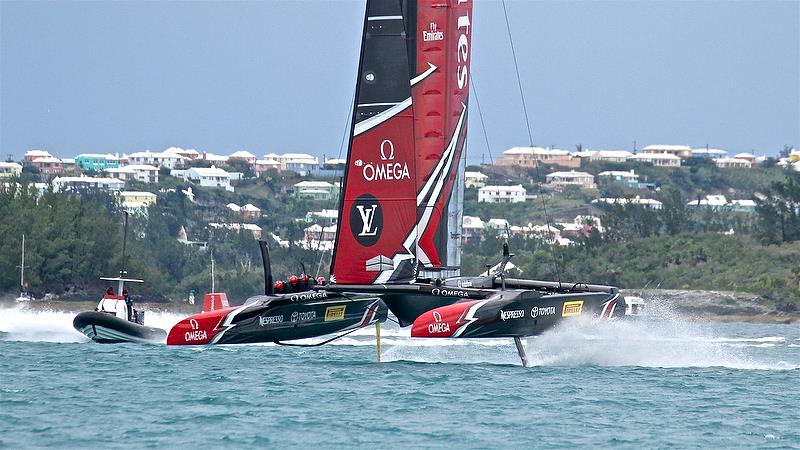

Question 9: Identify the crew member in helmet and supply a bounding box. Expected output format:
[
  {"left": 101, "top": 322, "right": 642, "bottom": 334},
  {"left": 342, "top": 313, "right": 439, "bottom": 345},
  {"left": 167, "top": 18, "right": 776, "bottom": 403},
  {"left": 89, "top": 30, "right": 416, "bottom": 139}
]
[{"left": 288, "top": 275, "right": 299, "bottom": 293}]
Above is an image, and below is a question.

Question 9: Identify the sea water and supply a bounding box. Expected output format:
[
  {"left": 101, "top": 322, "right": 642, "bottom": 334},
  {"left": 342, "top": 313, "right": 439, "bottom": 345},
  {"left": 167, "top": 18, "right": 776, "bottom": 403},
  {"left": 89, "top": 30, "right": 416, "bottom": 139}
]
[{"left": 1, "top": 303, "right": 799, "bottom": 448}]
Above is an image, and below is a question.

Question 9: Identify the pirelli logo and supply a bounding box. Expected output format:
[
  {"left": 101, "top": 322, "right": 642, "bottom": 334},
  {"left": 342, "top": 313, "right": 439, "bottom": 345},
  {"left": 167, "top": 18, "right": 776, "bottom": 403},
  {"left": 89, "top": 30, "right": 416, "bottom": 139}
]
[
  {"left": 562, "top": 301, "right": 584, "bottom": 317},
  {"left": 324, "top": 305, "right": 346, "bottom": 322}
]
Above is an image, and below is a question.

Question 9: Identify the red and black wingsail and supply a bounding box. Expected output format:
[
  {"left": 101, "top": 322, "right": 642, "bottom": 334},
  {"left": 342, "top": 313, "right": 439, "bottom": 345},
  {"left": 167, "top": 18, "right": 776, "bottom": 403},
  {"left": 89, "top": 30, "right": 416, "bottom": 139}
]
[{"left": 331, "top": 0, "right": 473, "bottom": 285}]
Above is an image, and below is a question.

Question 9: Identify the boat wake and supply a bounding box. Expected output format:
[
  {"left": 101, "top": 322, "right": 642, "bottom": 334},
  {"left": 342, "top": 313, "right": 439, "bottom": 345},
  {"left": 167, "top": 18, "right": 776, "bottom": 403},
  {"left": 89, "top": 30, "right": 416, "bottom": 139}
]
[
  {"left": 0, "top": 304, "right": 185, "bottom": 343},
  {"left": 2, "top": 302, "right": 796, "bottom": 370}
]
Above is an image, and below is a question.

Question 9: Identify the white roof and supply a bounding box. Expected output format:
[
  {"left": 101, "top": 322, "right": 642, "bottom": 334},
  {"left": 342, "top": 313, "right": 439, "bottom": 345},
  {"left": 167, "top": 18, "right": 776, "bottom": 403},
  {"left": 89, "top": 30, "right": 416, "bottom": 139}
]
[
  {"left": 129, "top": 150, "right": 186, "bottom": 159},
  {"left": 465, "top": 171, "right": 488, "bottom": 179},
  {"left": 642, "top": 145, "right": 691, "bottom": 151},
  {"left": 32, "top": 157, "right": 62, "bottom": 163},
  {"left": 546, "top": 170, "right": 593, "bottom": 179},
  {"left": 629, "top": 153, "right": 680, "bottom": 160},
  {"left": 730, "top": 199, "right": 756, "bottom": 207},
  {"left": 25, "top": 150, "right": 53, "bottom": 157},
  {"left": 479, "top": 184, "right": 526, "bottom": 192},
  {"left": 309, "top": 209, "right": 339, "bottom": 219},
  {"left": 230, "top": 150, "right": 257, "bottom": 159},
  {"left": 281, "top": 152, "right": 316, "bottom": 159},
  {"left": 204, "top": 153, "right": 230, "bottom": 162},
  {"left": 0, "top": 162, "right": 22, "bottom": 169},
  {"left": 324, "top": 158, "right": 347, "bottom": 165},
  {"left": 53, "top": 176, "right": 123, "bottom": 184},
  {"left": 163, "top": 147, "right": 200, "bottom": 156},
  {"left": 188, "top": 166, "right": 230, "bottom": 177},
  {"left": 715, "top": 157, "right": 750, "bottom": 164},
  {"left": 689, "top": 195, "right": 728, "bottom": 206},
  {"left": 486, "top": 218, "right": 510, "bottom": 228},
  {"left": 105, "top": 166, "right": 135, "bottom": 174},
  {"left": 242, "top": 203, "right": 261, "bottom": 212},
  {"left": 209, "top": 223, "right": 262, "bottom": 232},
  {"left": 304, "top": 223, "right": 337, "bottom": 233},
  {"left": 733, "top": 152, "right": 755, "bottom": 159},
  {"left": 593, "top": 196, "right": 662, "bottom": 206},
  {"left": 294, "top": 181, "right": 333, "bottom": 188},
  {"left": 598, "top": 170, "right": 637, "bottom": 178},
  {"left": 264, "top": 153, "right": 281, "bottom": 159},
  {"left": 226, "top": 203, "right": 241, "bottom": 211},
  {"left": 462, "top": 215, "right": 484, "bottom": 228},
  {"left": 76, "top": 153, "right": 118, "bottom": 159},
  {"left": 124, "top": 164, "right": 159, "bottom": 171}
]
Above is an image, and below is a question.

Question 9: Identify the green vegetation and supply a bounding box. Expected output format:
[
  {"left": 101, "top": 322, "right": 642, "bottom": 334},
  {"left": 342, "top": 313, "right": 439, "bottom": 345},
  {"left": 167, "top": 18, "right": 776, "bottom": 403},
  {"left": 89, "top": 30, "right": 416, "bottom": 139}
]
[{"left": 1, "top": 165, "right": 798, "bottom": 309}]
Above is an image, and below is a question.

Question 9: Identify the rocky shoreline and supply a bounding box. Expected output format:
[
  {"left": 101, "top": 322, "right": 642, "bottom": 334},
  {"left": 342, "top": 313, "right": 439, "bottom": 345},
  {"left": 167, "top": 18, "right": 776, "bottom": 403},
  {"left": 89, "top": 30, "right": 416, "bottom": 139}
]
[{"left": 626, "top": 289, "right": 800, "bottom": 325}]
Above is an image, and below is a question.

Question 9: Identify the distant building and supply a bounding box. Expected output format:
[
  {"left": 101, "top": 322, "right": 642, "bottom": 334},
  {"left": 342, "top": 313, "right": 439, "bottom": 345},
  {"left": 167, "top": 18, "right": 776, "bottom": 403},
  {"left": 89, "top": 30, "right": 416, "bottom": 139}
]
[
  {"left": 732, "top": 153, "right": 757, "bottom": 167},
  {"left": 253, "top": 159, "right": 281, "bottom": 175},
  {"left": 128, "top": 150, "right": 187, "bottom": 169},
  {"left": 461, "top": 215, "right": 485, "bottom": 241},
  {"left": 173, "top": 166, "right": 234, "bottom": 192},
  {"left": 494, "top": 147, "right": 580, "bottom": 169},
  {"left": 691, "top": 148, "right": 728, "bottom": 159},
  {"left": 229, "top": 150, "right": 257, "bottom": 165},
  {"left": 687, "top": 195, "right": 757, "bottom": 213},
  {"left": 75, "top": 153, "right": 120, "bottom": 172},
  {"left": 478, "top": 185, "right": 526, "bottom": 203},
  {"left": 24, "top": 150, "right": 53, "bottom": 163},
  {"left": 52, "top": 175, "right": 125, "bottom": 192},
  {"left": 628, "top": 153, "right": 681, "bottom": 168},
  {"left": 641, "top": 145, "right": 692, "bottom": 158},
  {"left": 714, "top": 158, "right": 751, "bottom": 169},
  {"left": 118, "top": 191, "right": 157, "bottom": 209},
  {"left": 293, "top": 180, "right": 337, "bottom": 200},
  {"left": 226, "top": 202, "right": 262, "bottom": 220},
  {"left": 0, "top": 162, "right": 22, "bottom": 179},
  {"left": 464, "top": 171, "right": 489, "bottom": 188},
  {"left": 30, "top": 157, "right": 64, "bottom": 175},
  {"left": 105, "top": 164, "right": 159, "bottom": 184},
  {"left": 303, "top": 223, "right": 336, "bottom": 242},
  {"left": 202, "top": 153, "right": 230, "bottom": 164},
  {"left": 279, "top": 153, "right": 319, "bottom": 176},
  {"left": 598, "top": 170, "right": 639, "bottom": 187},
  {"left": 312, "top": 158, "right": 346, "bottom": 177},
  {"left": 546, "top": 170, "right": 596, "bottom": 189},
  {"left": 306, "top": 209, "right": 339, "bottom": 224},
  {"left": 592, "top": 196, "right": 663, "bottom": 209},
  {"left": 574, "top": 150, "right": 633, "bottom": 163},
  {"left": 163, "top": 147, "right": 201, "bottom": 160}
]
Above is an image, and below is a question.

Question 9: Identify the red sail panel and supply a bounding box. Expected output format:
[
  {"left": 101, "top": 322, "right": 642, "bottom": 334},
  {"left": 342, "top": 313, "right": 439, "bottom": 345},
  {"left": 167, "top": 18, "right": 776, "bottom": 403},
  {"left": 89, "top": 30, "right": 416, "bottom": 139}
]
[
  {"left": 412, "top": 0, "right": 472, "bottom": 269},
  {"left": 331, "top": 0, "right": 419, "bottom": 285}
]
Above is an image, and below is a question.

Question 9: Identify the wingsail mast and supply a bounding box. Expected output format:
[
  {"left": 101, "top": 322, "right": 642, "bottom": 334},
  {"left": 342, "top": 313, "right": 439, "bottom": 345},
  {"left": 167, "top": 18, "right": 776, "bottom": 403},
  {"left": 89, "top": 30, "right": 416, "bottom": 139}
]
[
  {"left": 19, "top": 234, "right": 25, "bottom": 293},
  {"left": 330, "top": 0, "right": 473, "bottom": 285}
]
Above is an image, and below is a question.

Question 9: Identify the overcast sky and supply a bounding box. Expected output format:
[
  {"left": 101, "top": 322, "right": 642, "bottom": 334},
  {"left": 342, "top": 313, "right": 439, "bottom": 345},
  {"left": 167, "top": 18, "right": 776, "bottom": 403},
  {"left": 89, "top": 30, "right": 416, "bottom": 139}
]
[{"left": 1, "top": 0, "right": 798, "bottom": 164}]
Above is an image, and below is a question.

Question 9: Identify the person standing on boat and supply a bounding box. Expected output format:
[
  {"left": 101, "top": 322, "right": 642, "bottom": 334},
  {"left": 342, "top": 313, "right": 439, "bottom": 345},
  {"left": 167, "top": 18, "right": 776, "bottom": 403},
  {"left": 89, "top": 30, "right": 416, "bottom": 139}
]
[{"left": 122, "top": 289, "right": 133, "bottom": 322}]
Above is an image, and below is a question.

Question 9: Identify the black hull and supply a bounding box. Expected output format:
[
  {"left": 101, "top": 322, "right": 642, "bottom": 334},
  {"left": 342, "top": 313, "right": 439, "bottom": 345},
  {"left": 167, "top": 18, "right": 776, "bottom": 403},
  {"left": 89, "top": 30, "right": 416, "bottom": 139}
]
[
  {"left": 168, "top": 291, "right": 387, "bottom": 345},
  {"left": 73, "top": 311, "right": 167, "bottom": 344}
]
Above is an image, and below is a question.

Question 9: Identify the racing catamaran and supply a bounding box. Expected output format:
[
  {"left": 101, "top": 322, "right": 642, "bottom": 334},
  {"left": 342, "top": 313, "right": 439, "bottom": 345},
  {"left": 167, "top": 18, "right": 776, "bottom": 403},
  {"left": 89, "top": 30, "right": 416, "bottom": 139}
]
[{"left": 323, "top": 0, "right": 627, "bottom": 365}]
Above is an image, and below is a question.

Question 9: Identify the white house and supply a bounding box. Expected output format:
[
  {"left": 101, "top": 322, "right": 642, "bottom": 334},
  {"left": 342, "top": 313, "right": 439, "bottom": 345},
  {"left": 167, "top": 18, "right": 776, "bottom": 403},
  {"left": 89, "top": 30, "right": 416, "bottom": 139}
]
[
  {"left": 52, "top": 175, "right": 125, "bottom": 192},
  {"left": 464, "top": 171, "right": 489, "bottom": 188},
  {"left": 478, "top": 185, "right": 527, "bottom": 203},
  {"left": 592, "top": 196, "right": 663, "bottom": 209},
  {"left": 592, "top": 150, "right": 634, "bottom": 162},
  {"left": 628, "top": 153, "right": 681, "bottom": 167},
  {"left": 280, "top": 153, "right": 319, "bottom": 176},
  {"left": 24, "top": 150, "right": 53, "bottom": 162},
  {"left": 306, "top": 209, "right": 339, "bottom": 223},
  {"left": 598, "top": 170, "right": 638, "bottom": 186},
  {"left": 0, "top": 162, "right": 22, "bottom": 179},
  {"left": 229, "top": 150, "right": 257, "bottom": 164},
  {"left": 128, "top": 150, "right": 187, "bottom": 169},
  {"left": 462, "top": 215, "right": 485, "bottom": 241},
  {"left": 163, "top": 147, "right": 201, "bottom": 160},
  {"left": 546, "top": 170, "right": 596, "bottom": 189},
  {"left": 105, "top": 164, "right": 159, "bottom": 183},
  {"left": 177, "top": 166, "right": 234, "bottom": 192},
  {"left": 714, "top": 158, "right": 751, "bottom": 169},
  {"left": 495, "top": 146, "right": 580, "bottom": 169},
  {"left": 293, "top": 180, "right": 337, "bottom": 200},
  {"left": 641, "top": 144, "right": 692, "bottom": 158},
  {"left": 118, "top": 191, "right": 157, "bottom": 209}
]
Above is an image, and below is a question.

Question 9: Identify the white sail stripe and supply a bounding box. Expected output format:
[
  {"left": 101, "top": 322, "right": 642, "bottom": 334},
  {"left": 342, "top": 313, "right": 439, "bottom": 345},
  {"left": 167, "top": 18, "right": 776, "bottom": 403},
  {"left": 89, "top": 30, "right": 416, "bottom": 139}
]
[
  {"left": 410, "top": 62, "right": 437, "bottom": 86},
  {"left": 367, "top": 15, "right": 403, "bottom": 21},
  {"left": 353, "top": 97, "right": 412, "bottom": 137},
  {"left": 374, "top": 253, "right": 414, "bottom": 283},
  {"left": 410, "top": 106, "right": 468, "bottom": 265}
]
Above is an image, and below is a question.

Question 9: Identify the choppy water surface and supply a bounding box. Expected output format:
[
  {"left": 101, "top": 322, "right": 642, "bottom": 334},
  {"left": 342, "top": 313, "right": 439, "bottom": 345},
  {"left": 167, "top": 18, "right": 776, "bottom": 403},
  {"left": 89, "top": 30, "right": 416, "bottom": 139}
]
[{"left": 1, "top": 303, "right": 798, "bottom": 448}]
